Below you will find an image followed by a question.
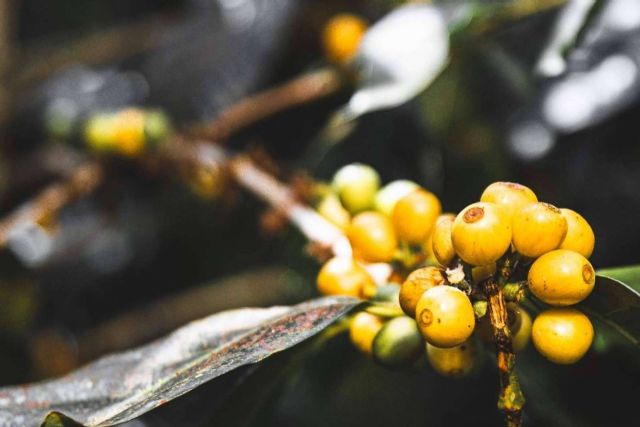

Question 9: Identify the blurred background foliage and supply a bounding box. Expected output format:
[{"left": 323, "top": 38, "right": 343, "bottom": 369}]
[{"left": 0, "top": 0, "right": 638, "bottom": 426}]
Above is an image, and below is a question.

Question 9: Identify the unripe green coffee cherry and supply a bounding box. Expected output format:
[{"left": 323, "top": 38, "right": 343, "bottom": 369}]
[
  {"left": 332, "top": 163, "right": 380, "bottom": 214},
  {"left": 372, "top": 316, "right": 424, "bottom": 368},
  {"left": 144, "top": 109, "right": 172, "bottom": 145},
  {"left": 374, "top": 180, "right": 419, "bottom": 216},
  {"left": 85, "top": 113, "right": 117, "bottom": 153}
]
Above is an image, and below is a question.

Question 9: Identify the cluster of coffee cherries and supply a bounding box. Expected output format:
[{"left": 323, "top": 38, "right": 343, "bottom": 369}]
[
  {"left": 84, "top": 108, "right": 171, "bottom": 157},
  {"left": 315, "top": 164, "right": 597, "bottom": 376}
]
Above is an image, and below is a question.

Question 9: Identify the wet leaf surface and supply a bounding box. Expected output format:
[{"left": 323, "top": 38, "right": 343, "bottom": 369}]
[{"left": 0, "top": 296, "right": 359, "bottom": 427}]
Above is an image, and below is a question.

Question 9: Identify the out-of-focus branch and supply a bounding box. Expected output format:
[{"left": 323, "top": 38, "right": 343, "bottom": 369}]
[
  {"left": 9, "top": 14, "right": 172, "bottom": 91},
  {"left": 0, "top": 161, "right": 103, "bottom": 247},
  {"left": 168, "top": 140, "right": 353, "bottom": 258},
  {"left": 195, "top": 68, "right": 345, "bottom": 142}
]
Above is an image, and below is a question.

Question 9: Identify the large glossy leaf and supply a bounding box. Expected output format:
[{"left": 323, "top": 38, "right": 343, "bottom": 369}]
[
  {"left": 0, "top": 296, "right": 359, "bottom": 427},
  {"left": 579, "top": 266, "right": 640, "bottom": 346}
]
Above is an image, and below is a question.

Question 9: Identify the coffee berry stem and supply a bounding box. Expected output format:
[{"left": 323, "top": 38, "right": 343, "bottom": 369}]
[
  {"left": 502, "top": 281, "right": 527, "bottom": 303},
  {"left": 485, "top": 253, "right": 525, "bottom": 427}
]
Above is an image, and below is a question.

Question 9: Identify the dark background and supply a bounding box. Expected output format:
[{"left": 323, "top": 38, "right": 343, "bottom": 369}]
[{"left": 0, "top": 1, "right": 638, "bottom": 426}]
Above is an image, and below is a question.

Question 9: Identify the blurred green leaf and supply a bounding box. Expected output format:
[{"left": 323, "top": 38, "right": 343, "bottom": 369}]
[{"left": 579, "top": 266, "right": 640, "bottom": 347}]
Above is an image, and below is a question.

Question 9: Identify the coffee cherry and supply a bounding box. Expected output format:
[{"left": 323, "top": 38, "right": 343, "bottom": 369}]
[
  {"left": 144, "top": 109, "right": 171, "bottom": 145},
  {"left": 432, "top": 214, "right": 456, "bottom": 266},
  {"left": 528, "top": 249, "right": 595, "bottom": 306},
  {"left": 512, "top": 202, "right": 567, "bottom": 258},
  {"left": 415, "top": 286, "right": 475, "bottom": 348},
  {"left": 559, "top": 208, "right": 595, "bottom": 258},
  {"left": 471, "top": 264, "right": 496, "bottom": 284},
  {"left": 511, "top": 304, "right": 532, "bottom": 353},
  {"left": 112, "top": 108, "right": 146, "bottom": 157},
  {"left": 426, "top": 337, "right": 479, "bottom": 378},
  {"left": 332, "top": 164, "right": 380, "bottom": 214},
  {"left": 476, "top": 304, "right": 531, "bottom": 353},
  {"left": 188, "top": 162, "right": 225, "bottom": 200},
  {"left": 372, "top": 316, "right": 424, "bottom": 367},
  {"left": 399, "top": 267, "right": 446, "bottom": 317},
  {"left": 317, "top": 257, "right": 377, "bottom": 298},
  {"left": 347, "top": 212, "right": 398, "bottom": 263},
  {"left": 452, "top": 202, "right": 512, "bottom": 266},
  {"left": 322, "top": 13, "right": 367, "bottom": 64},
  {"left": 532, "top": 308, "right": 594, "bottom": 364},
  {"left": 480, "top": 182, "right": 537, "bottom": 221},
  {"left": 374, "top": 180, "right": 419, "bottom": 216},
  {"left": 349, "top": 312, "right": 385, "bottom": 356},
  {"left": 392, "top": 189, "right": 442, "bottom": 245},
  {"left": 85, "top": 113, "right": 117, "bottom": 153},
  {"left": 317, "top": 193, "right": 351, "bottom": 229}
]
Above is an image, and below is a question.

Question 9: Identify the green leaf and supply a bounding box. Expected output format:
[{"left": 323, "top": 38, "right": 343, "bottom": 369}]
[
  {"left": 596, "top": 265, "right": 640, "bottom": 291},
  {"left": 0, "top": 296, "right": 359, "bottom": 427},
  {"left": 578, "top": 266, "right": 640, "bottom": 347},
  {"left": 40, "top": 413, "right": 85, "bottom": 427}
]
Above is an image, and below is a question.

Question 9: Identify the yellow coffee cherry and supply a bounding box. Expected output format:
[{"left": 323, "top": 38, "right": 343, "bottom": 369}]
[
  {"left": 317, "top": 257, "right": 377, "bottom": 298},
  {"left": 372, "top": 316, "right": 424, "bottom": 367},
  {"left": 392, "top": 189, "right": 442, "bottom": 245},
  {"left": 432, "top": 214, "right": 456, "bottom": 266},
  {"left": 399, "top": 266, "right": 446, "bottom": 318},
  {"left": 511, "top": 304, "right": 532, "bottom": 353},
  {"left": 332, "top": 163, "right": 380, "bottom": 214},
  {"left": 528, "top": 249, "right": 595, "bottom": 306},
  {"left": 451, "top": 202, "right": 512, "bottom": 266},
  {"left": 322, "top": 13, "right": 368, "bottom": 64},
  {"left": 476, "top": 304, "right": 531, "bottom": 352},
  {"left": 532, "top": 308, "right": 594, "bottom": 364},
  {"left": 415, "top": 286, "right": 475, "bottom": 348},
  {"left": 85, "top": 113, "right": 117, "bottom": 153},
  {"left": 512, "top": 202, "right": 567, "bottom": 258},
  {"left": 422, "top": 232, "right": 435, "bottom": 261},
  {"left": 374, "top": 180, "right": 419, "bottom": 216},
  {"left": 347, "top": 211, "right": 398, "bottom": 263},
  {"left": 559, "top": 208, "right": 595, "bottom": 258},
  {"left": 112, "top": 108, "right": 146, "bottom": 157},
  {"left": 426, "top": 337, "right": 479, "bottom": 378},
  {"left": 317, "top": 193, "right": 351, "bottom": 229},
  {"left": 471, "top": 264, "right": 496, "bottom": 284},
  {"left": 349, "top": 312, "right": 385, "bottom": 356},
  {"left": 188, "top": 162, "right": 225, "bottom": 200},
  {"left": 480, "top": 182, "right": 537, "bottom": 221}
]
